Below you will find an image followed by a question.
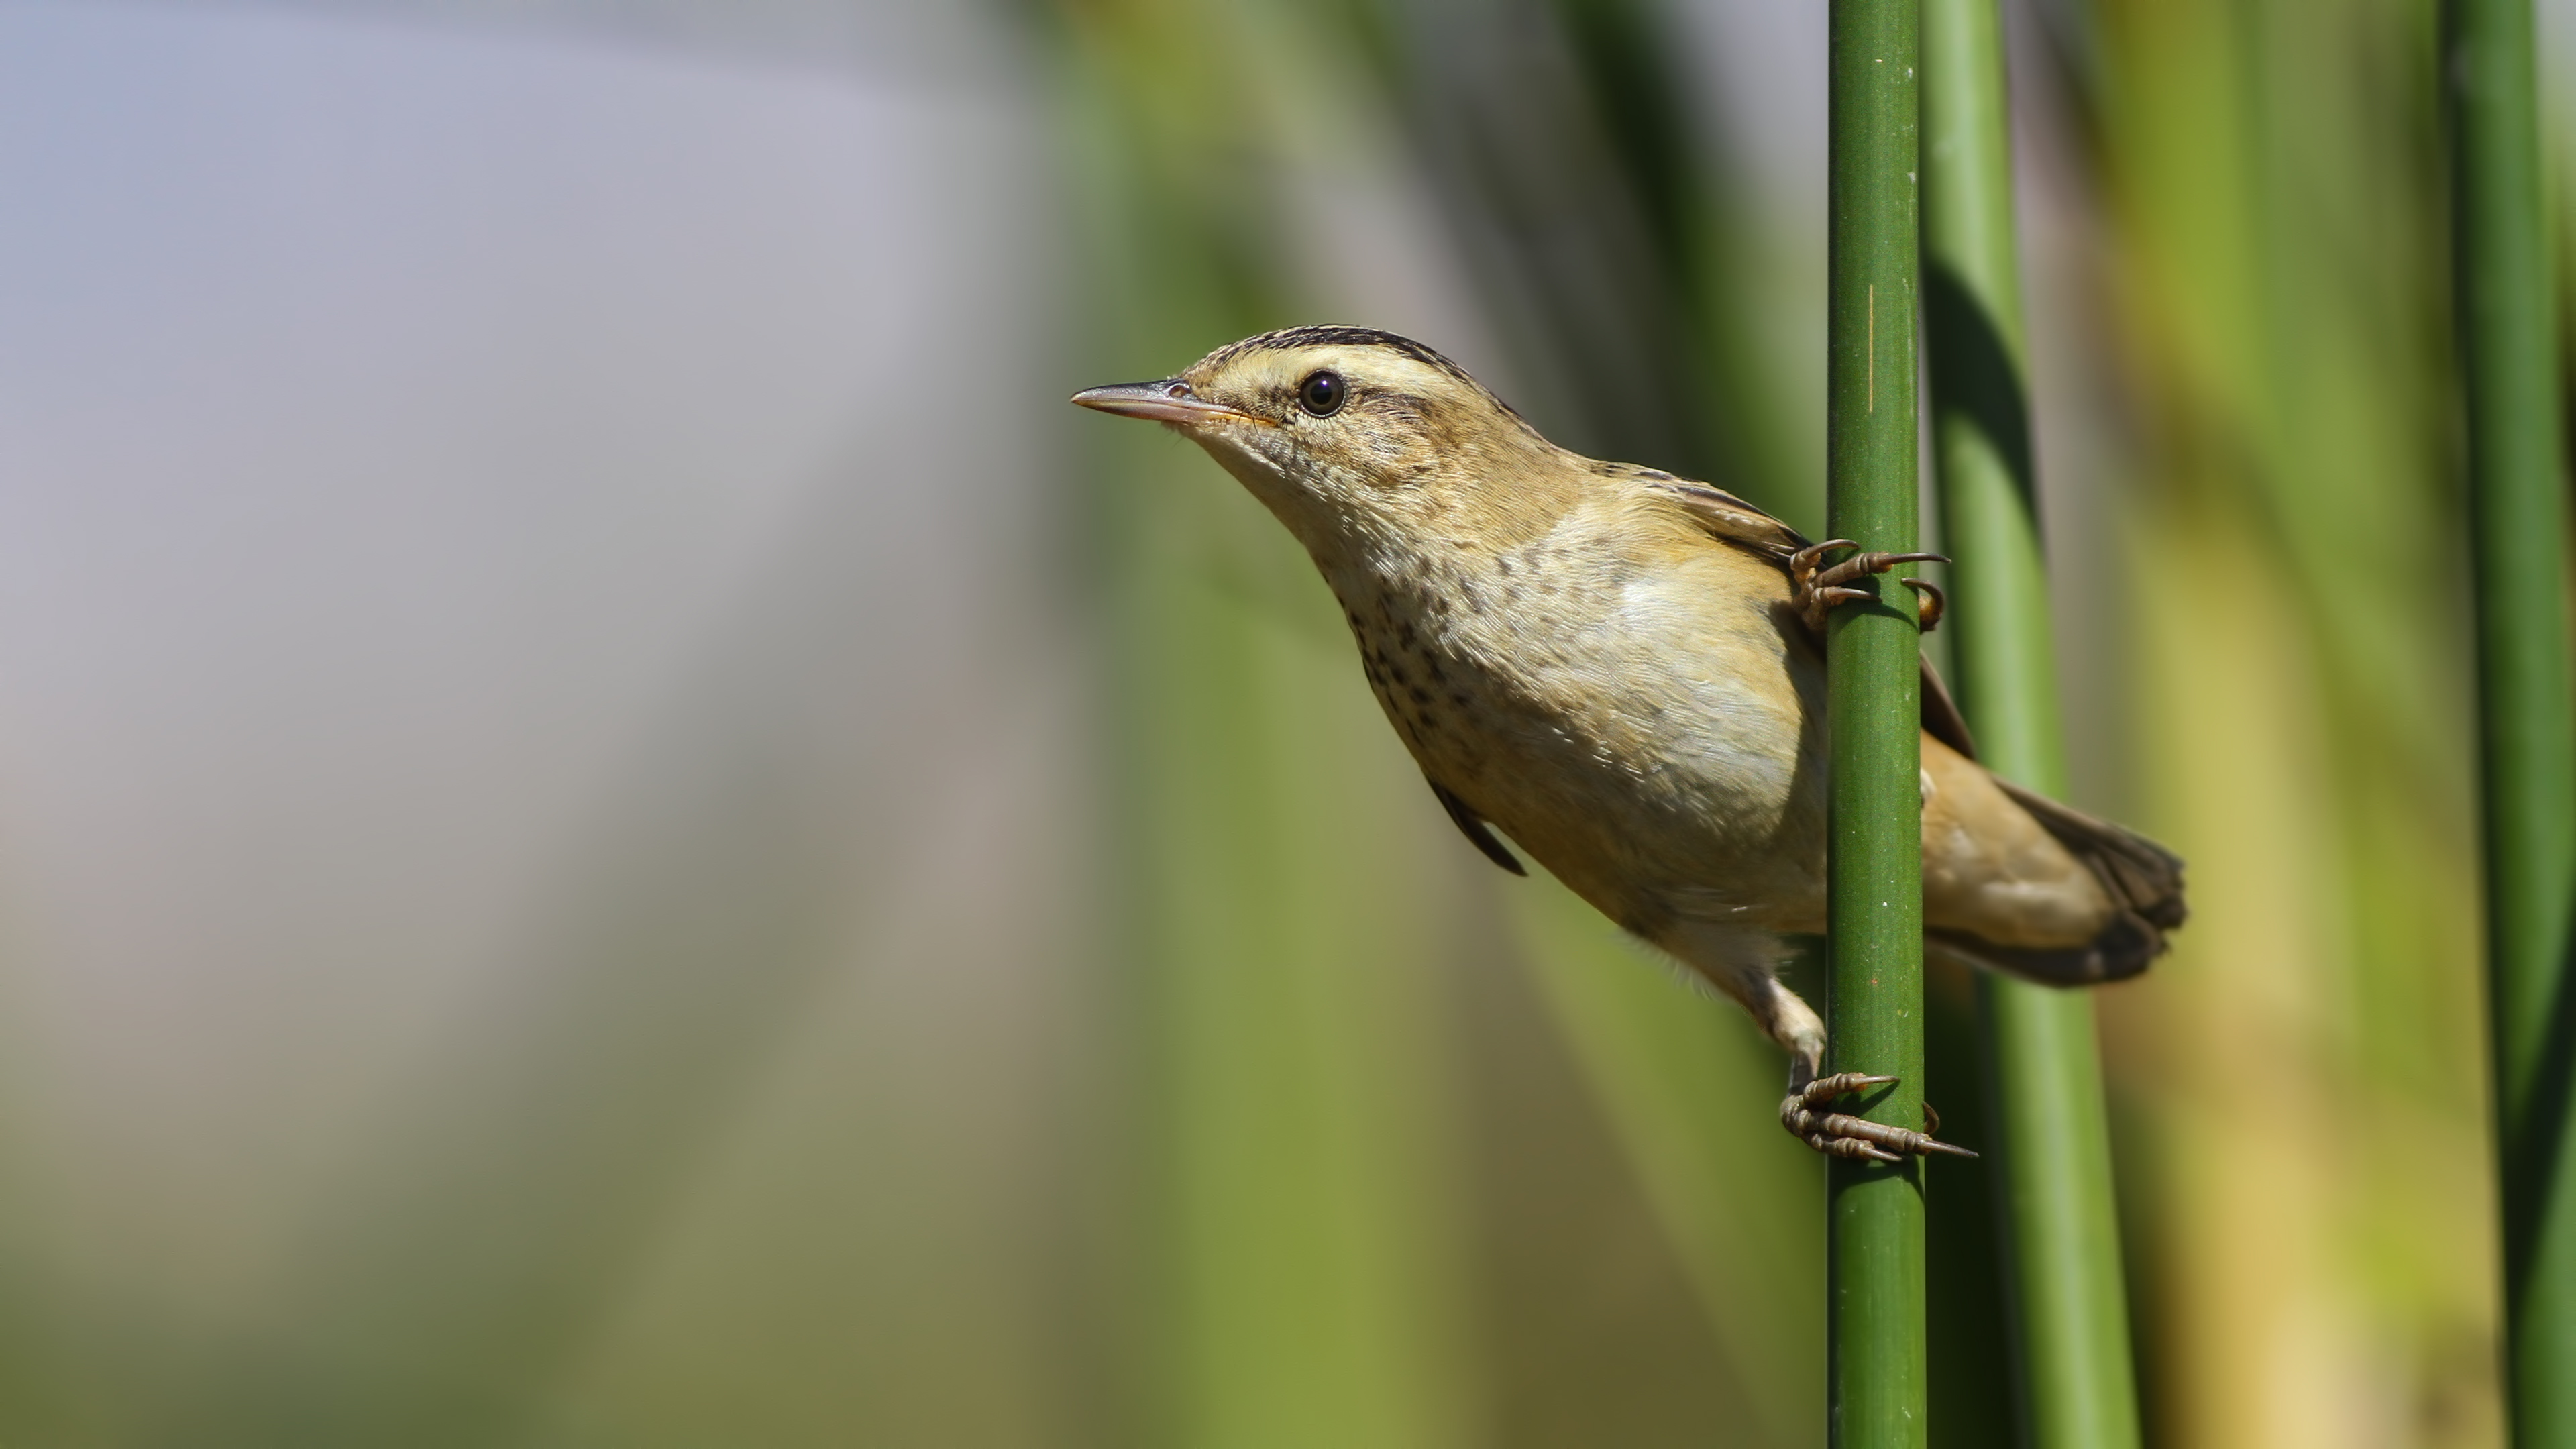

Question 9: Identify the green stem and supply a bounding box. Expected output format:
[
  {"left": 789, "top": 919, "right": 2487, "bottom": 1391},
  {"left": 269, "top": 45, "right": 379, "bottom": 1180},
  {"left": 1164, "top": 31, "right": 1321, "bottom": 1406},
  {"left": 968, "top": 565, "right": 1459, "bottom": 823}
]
[
  {"left": 1920, "top": 3, "right": 2143, "bottom": 1446},
  {"left": 1826, "top": 2, "right": 1927, "bottom": 1444},
  {"left": 2446, "top": 0, "right": 2576, "bottom": 1440}
]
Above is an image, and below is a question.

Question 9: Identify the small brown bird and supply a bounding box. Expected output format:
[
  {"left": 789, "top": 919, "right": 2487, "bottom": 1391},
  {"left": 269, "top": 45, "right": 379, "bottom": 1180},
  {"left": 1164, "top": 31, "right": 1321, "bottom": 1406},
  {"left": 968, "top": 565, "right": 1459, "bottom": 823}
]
[{"left": 1075, "top": 325, "right": 2184, "bottom": 1161}]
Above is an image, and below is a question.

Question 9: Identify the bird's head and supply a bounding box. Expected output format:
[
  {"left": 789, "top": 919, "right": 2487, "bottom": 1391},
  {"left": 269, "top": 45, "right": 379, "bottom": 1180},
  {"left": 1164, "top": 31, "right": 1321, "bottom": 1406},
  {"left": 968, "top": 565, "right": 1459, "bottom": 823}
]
[{"left": 1072, "top": 325, "right": 1551, "bottom": 553}]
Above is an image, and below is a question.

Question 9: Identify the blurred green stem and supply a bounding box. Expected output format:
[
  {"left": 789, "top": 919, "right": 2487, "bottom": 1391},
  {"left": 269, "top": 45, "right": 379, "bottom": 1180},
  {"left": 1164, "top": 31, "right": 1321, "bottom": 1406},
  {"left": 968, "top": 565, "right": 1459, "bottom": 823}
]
[
  {"left": 2445, "top": 0, "right": 2576, "bottom": 1440},
  {"left": 1825, "top": 1, "right": 1928, "bottom": 1444},
  {"left": 1921, "top": 3, "right": 2142, "bottom": 1446}
]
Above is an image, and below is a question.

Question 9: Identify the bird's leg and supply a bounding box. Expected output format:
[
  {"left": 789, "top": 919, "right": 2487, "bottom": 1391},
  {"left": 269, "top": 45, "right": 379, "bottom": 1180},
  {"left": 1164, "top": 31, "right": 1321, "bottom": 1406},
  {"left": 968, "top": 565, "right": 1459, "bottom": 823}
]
[
  {"left": 1899, "top": 577, "right": 1945, "bottom": 633},
  {"left": 1788, "top": 540, "right": 1949, "bottom": 633},
  {"left": 1780, "top": 1063, "right": 1977, "bottom": 1163},
  {"left": 1665, "top": 925, "right": 1974, "bottom": 1164}
]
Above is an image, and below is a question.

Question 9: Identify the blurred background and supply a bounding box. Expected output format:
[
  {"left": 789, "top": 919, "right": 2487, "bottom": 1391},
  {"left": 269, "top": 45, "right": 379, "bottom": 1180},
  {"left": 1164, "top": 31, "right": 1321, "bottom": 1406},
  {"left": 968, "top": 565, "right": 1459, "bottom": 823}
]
[{"left": 0, "top": 0, "right": 2562, "bottom": 1442}]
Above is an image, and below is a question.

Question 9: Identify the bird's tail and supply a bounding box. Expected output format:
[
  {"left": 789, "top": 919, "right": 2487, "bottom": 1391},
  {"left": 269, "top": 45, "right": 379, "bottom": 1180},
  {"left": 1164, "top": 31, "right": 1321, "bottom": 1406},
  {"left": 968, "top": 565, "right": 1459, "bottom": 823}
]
[{"left": 1930, "top": 782, "right": 2187, "bottom": 987}]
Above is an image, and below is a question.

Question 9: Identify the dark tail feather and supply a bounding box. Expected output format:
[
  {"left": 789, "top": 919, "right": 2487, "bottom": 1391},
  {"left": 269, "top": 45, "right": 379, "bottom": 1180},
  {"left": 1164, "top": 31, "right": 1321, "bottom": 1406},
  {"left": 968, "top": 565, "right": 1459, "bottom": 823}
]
[
  {"left": 1996, "top": 780, "right": 2188, "bottom": 930},
  {"left": 1933, "top": 782, "right": 2188, "bottom": 987}
]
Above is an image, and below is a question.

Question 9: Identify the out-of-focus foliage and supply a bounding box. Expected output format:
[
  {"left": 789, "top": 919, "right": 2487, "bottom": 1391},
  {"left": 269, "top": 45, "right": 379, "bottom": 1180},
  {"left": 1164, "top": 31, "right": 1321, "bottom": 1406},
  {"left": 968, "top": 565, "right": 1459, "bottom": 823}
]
[
  {"left": 0, "top": 0, "right": 2545, "bottom": 1444},
  {"left": 2082, "top": 0, "right": 2498, "bottom": 1443},
  {"left": 1054, "top": 1, "right": 1827, "bottom": 1440},
  {"left": 1059, "top": 0, "right": 2505, "bottom": 1441}
]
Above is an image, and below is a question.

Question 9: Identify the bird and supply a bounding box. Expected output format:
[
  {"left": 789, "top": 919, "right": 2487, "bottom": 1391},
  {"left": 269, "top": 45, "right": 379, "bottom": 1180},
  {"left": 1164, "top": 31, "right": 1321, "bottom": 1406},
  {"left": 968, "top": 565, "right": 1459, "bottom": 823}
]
[{"left": 1073, "top": 324, "right": 2184, "bottom": 1161}]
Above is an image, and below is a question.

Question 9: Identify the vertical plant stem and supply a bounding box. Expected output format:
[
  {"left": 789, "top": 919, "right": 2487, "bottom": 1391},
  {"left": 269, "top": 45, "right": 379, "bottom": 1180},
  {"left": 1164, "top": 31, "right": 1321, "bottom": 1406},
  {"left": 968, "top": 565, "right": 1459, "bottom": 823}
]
[
  {"left": 1825, "top": 2, "right": 1927, "bottom": 1444},
  {"left": 2446, "top": 0, "right": 2576, "bottom": 1440},
  {"left": 1920, "top": 4, "right": 2143, "bottom": 1446}
]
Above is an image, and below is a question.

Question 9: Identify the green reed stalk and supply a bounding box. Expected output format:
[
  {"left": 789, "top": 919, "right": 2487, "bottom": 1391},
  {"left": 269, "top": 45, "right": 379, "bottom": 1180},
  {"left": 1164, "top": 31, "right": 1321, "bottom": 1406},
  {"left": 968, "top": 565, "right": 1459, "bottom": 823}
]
[
  {"left": 1921, "top": 4, "right": 2143, "bottom": 1445},
  {"left": 1826, "top": 2, "right": 1928, "bottom": 1444},
  {"left": 2445, "top": 0, "right": 2576, "bottom": 1440}
]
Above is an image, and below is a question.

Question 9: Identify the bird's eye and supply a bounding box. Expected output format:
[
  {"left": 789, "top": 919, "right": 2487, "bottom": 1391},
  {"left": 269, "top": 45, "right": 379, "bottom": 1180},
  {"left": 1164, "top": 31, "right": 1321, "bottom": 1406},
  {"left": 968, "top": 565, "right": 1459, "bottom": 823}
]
[{"left": 1297, "top": 370, "right": 1347, "bottom": 417}]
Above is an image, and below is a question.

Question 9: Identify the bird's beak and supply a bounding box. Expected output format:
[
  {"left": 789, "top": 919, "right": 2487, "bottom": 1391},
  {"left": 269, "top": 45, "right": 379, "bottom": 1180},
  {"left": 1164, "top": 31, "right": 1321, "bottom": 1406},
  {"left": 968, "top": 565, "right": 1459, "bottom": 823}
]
[{"left": 1069, "top": 378, "right": 1254, "bottom": 426}]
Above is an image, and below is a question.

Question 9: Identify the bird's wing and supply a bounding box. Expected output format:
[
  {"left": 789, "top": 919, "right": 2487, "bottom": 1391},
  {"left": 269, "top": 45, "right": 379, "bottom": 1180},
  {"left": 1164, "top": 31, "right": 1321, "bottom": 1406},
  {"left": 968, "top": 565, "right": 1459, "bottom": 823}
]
[
  {"left": 1916, "top": 661, "right": 1979, "bottom": 761},
  {"left": 1629, "top": 470, "right": 1980, "bottom": 760},
  {"left": 1428, "top": 778, "right": 1525, "bottom": 875},
  {"left": 1627, "top": 472, "right": 1807, "bottom": 566}
]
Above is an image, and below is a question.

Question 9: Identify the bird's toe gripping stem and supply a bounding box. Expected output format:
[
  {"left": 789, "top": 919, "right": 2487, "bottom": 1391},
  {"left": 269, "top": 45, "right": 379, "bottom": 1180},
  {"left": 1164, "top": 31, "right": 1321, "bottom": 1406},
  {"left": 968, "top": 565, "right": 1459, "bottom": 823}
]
[
  {"left": 1780, "top": 1071, "right": 1977, "bottom": 1164},
  {"left": 1789, "top": 541, "right": 1949, "bottom": 633}
]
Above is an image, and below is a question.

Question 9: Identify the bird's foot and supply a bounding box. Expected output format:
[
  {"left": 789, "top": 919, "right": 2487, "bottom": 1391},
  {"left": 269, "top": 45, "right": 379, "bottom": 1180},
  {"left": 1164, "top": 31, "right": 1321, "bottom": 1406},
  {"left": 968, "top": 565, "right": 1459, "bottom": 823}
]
[
  {"left": 1788, "top": 541, "right": 1949, "bottom": 633},
  {"left": 1780, "top": 1071, "right": 1978, "bottom": 1163}
]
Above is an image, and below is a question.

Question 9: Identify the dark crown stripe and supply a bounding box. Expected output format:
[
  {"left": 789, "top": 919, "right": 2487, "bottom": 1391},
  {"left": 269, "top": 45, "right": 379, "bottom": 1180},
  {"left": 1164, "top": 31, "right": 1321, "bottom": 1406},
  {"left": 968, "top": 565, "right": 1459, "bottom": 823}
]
[{"left": 1205, "top": 324, "right": 1533, "bottom": 427}]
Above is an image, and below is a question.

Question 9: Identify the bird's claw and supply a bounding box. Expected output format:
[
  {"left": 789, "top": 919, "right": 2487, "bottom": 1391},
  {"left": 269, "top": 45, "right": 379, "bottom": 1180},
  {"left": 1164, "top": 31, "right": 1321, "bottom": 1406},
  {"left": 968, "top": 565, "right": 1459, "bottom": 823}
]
[
  {"left": 1780, "top": 1071, "right": 1977, "bottom": 1163},
  {"left": 1789, "top": 541, "right": 1949, "bottom": 633}
]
